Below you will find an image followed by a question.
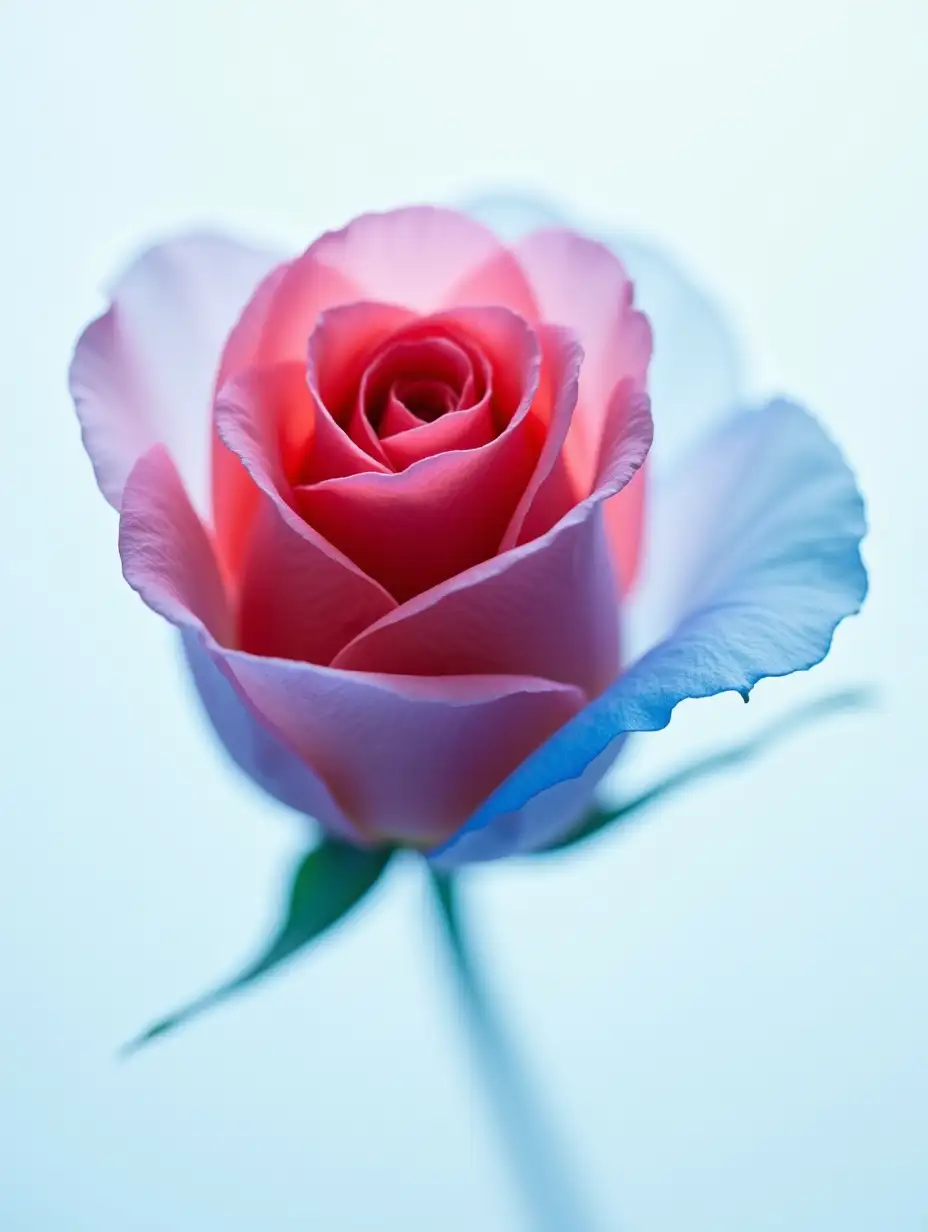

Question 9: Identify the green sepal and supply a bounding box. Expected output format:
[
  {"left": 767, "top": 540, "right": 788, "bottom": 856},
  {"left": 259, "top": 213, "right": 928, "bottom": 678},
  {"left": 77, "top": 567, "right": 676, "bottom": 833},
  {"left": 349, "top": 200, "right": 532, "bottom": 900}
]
[{"left": 122, "top": 838, "right": 393, "bottom": 1053}]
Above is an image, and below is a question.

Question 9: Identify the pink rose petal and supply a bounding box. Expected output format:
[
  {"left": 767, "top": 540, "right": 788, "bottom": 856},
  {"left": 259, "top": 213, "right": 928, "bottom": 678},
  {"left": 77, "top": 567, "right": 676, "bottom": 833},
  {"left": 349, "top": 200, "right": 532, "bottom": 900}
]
[
  {"left": 119, "top": 445, "right": 359, "bottom": 841},
  {"left": 215, "top": 365, "right": 396, "bottom": 662},
  {"left": 118, "top": 443, "right": 232, "bottom": 643},
  {"left": 307, "top": 206, "right": 539, "bottom": 318},
  {"left": 332, "top": 505, "right": 621, "bottom": 700},
  {"left": 211, "top": 252, "right": 365, "bottom": 575},
  {"left": 515, "top": 228, "right": 653, "bottom": 590},
  {"left": 212, "top": 653, "right": 585, "bottom": 844},
  {"left": 358, "top": 331, "right": 495, "bottom": 468},
  {"left": 211, "top": 261, "right": 290, "bottom": 579},
  {"left": 69, "top": 234, "right": 280, "bottom": 516},
  {"left": 119, "top": 443, "right": 584, "bottom": 848},
  {"left": 344, "top": 331, "right": 473, "bottom": 464},
  {"left": 333, "top": 379, "right": 652, "bottom": 696},
  {"left": 304, "top": 302, "right": 412, "bottom": 479},
  {"left": 500, "top": 324, "right": 583, "bottom": 548},
  {"left": 514, "top": 228, "right": 651, "bottom": 412},
  {"left": 296, "top": 307, "right": 544, "bottom": 601},
  {"left": 380, "top": 393, "right": 496, "bottom": 469}
]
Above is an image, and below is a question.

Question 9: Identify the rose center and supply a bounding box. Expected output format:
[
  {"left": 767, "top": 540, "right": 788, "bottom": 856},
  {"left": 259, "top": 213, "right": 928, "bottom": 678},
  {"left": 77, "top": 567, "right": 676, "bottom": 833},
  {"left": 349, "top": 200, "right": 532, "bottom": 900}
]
[
  {"left": 390, "top": 377, "right": 457, "bottom": 424},
  {"left": 360, "top": 332, "right": 483, "bottom": 440}
]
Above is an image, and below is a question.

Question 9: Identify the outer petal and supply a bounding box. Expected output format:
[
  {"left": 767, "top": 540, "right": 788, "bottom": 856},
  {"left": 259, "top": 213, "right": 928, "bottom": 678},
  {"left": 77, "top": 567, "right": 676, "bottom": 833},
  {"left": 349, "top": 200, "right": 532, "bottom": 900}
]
[
  {"left": 118, "top": 445, "right": 357, "bottom": 839},
  {"left": 302, "top": 206, "right": 539, "bottom": 319},
  {"left": 212, "top": 655, "right": 585, "bottom": 845},
  {"left": 181, "top": 630, "right": 358, "bottom": 838},
  {"left": 70, "top": 233, "right": 280, "bottom": 515},
  {"left": 513, "top": 228, "right": 651, "bottom": 417},
  {"left": 429, "top": 737, "right": 626, "bottom": 865},
  {"left": 431, "top": 399, "right": 867, "bottom": 866},
  {"left": 465, "top": 194, "right": 745, "bottom": 592},
  {"left": 210, "top": 254, "right": 370, "bottom": 578},
  {"left": 512, "top": 228, "right": 652, "bottom": 592},
  {"left": 465, "top": 193, "right": 744, "bottom": 472},
  {"left": 117, "top": 443, "right": 231, "bottom": 642},
  {"left": 119, "top": 444, "right": 586, "bottom": 847}
]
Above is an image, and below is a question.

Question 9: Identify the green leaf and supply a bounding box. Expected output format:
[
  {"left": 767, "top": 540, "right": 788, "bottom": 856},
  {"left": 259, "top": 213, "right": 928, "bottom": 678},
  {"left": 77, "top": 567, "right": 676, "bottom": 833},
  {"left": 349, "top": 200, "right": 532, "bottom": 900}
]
[
  {"left": 546, "top": 686, "right": 875, "bottom": 855},
  {"left": 122, "top": 838, "right": 393, "bottom": 1054}
]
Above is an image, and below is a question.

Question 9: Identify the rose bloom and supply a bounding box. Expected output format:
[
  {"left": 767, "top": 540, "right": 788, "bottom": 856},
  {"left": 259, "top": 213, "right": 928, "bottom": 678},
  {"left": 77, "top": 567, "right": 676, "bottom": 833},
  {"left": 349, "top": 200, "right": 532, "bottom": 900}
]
[{"left": 69, "top": 206, "right": 866, "bottom": 865}]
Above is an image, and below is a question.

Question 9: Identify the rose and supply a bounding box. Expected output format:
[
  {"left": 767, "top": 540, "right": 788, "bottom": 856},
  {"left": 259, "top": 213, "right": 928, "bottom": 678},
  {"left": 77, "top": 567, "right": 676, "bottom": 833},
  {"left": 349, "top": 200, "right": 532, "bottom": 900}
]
[{"left": 70, "top": 205, "right": 866, "bottom": 866}]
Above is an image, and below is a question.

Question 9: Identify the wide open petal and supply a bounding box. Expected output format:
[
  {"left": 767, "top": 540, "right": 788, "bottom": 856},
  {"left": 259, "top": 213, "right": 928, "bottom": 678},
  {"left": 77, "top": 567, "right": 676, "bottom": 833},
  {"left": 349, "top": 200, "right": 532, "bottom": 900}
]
[
  {"left": 215, "top": 365, "right": 396, "bottom": 662},
  {"left": 70, "top": 233, "right": 281, "bottom": 515},
  {"left": 119, "top": 445, "right": 356, "bottom": 839},
  {"left": 431, "top": 399, "right": 867, "bottom": 866}
]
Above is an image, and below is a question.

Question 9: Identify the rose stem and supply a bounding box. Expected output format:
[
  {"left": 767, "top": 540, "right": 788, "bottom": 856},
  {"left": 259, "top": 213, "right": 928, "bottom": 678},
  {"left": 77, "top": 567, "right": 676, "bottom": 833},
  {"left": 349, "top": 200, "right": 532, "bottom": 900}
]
[{"left": 428, "top": 867, "right": 599, "bottom": 1232}]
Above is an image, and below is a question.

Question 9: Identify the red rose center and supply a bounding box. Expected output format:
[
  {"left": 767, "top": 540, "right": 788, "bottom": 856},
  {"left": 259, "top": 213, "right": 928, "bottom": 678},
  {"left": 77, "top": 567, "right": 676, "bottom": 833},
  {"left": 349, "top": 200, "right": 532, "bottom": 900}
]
[{"left": 354, "top": 328, "right": 492, "bottom": 445}]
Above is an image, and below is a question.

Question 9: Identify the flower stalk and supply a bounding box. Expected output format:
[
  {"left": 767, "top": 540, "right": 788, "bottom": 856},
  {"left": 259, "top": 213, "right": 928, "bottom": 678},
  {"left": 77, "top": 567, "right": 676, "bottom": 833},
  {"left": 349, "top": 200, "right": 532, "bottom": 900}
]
[{"left": 429, "top": 868, "right": 598, "bottom": 1232}]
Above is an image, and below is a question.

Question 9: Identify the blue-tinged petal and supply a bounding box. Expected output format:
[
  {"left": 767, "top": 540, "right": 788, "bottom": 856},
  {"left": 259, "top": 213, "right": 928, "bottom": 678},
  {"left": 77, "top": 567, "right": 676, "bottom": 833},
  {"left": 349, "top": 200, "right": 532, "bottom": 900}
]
[
  {"left": 464, "top": 192, "right": 744, "bottom": 470},
  {"left": 180, "top": 629, "right": 358, "bottom": 842},
  {"left": 430, "top": 399, "right": 867, "bottom": 867}
]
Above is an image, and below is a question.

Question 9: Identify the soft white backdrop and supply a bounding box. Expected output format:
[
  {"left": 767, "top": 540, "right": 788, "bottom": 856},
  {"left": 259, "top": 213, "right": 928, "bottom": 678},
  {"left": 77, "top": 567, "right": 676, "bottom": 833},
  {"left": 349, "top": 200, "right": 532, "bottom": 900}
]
[{"left": 1, "top": 2, "right": 925, "bottom": 1229}]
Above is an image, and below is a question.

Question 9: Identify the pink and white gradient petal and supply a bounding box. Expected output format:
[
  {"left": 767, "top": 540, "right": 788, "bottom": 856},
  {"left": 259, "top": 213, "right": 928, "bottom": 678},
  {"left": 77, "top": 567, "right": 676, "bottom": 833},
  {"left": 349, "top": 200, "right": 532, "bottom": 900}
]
[
  {"left": 118, "top": 445, "right": 358, "bottom": 840},
  {"left": 119, "top": 445, "right": 586, "bottom": 848},
  {"left": 307, "top": 206, "right": 539, "bottom": 319},
  {"left": 70, "top": 234, "right": 280, "bottom": 517}
]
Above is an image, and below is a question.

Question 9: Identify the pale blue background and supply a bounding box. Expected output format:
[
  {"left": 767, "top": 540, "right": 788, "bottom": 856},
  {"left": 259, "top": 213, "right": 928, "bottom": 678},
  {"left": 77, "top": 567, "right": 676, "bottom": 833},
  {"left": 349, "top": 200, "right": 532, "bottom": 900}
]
[{"left": 1, "top": 2, "right": 925, "bottom": 1228}]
